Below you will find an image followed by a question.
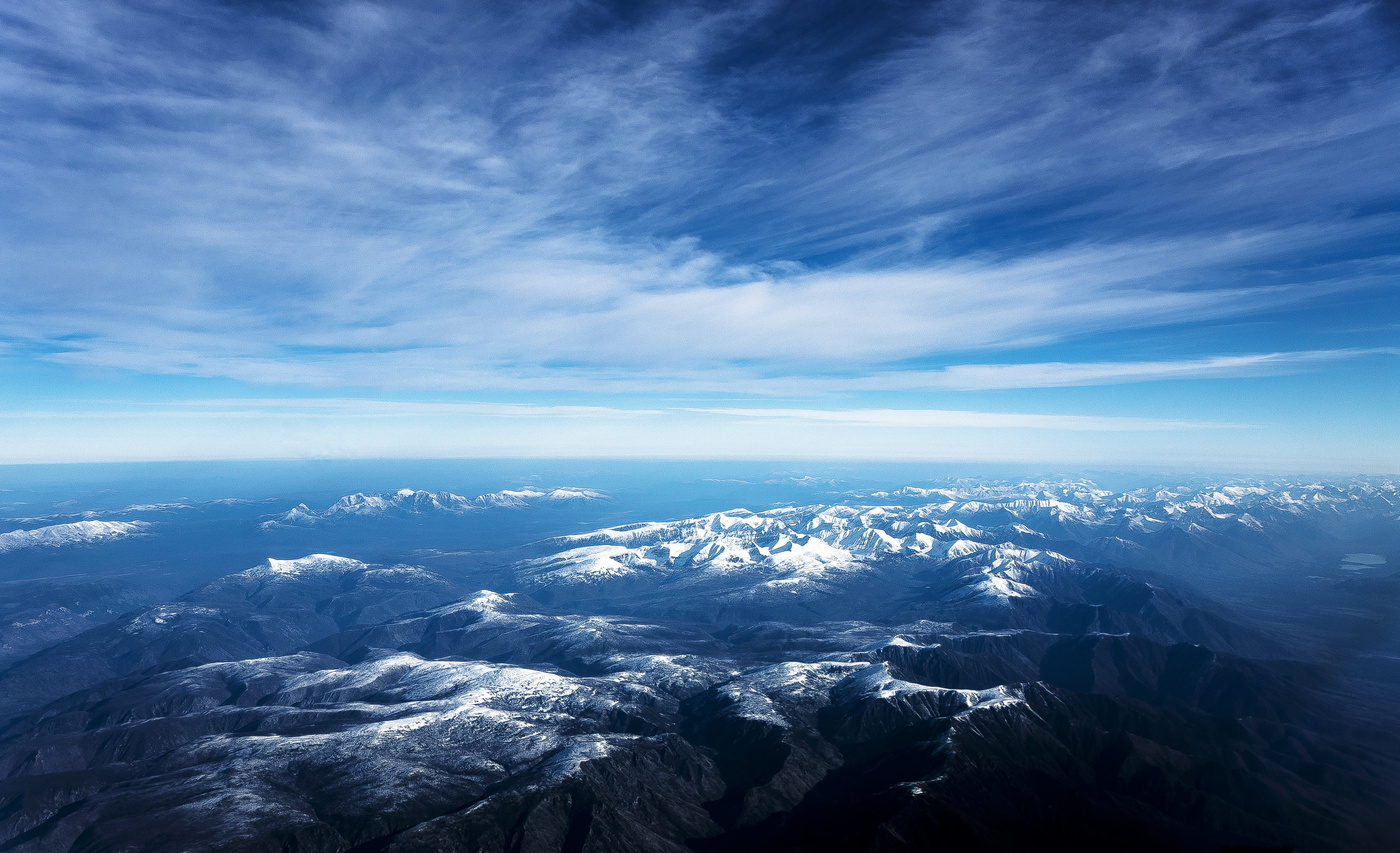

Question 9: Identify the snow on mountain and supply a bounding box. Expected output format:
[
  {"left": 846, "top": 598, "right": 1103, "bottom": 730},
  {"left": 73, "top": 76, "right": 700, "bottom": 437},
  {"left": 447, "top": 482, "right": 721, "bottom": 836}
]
[
  {"left": 0, "top": 520, "right": 152, "bottom": 553},
  {"left": 472, "top": 487, "right": 608, "bottom": 507},
  {"left": 830, "top": 660, "right": 1024, "bottom": 713},
  {"left": 313, "top": 589, "right": 726, "bottom": 669},
  {"left": 191, "top": 554, "right": 455, "bottom": 613},
  {"left": 0, "top": 648, "right": 685, "bottom": 837},
  {"left": 846, "top": 479, "right": 1400, "bottom": 551},
  {"left": 322, "top": 489, "right": 478, "bottom": 519},
  {"left": 2, "top": 478, "right": 1395, "bottom": 851},
  {"left": 1, "top": 500, "right": 274, "bottom": 528},
  {"left": 261, "top": 486, "right": 607, "bottom": 528},
  {"left": 500, "top": 481, "right": 1400, "bottom": 629},
  {"left": 236, "top": 553, "right": 372, "bottom": 581},
  {"left": 517, "top": 504, "right": 1080, "bottom": 605},
  {"left": 520, "top": 509, "right": 867, "bottom": 590}
]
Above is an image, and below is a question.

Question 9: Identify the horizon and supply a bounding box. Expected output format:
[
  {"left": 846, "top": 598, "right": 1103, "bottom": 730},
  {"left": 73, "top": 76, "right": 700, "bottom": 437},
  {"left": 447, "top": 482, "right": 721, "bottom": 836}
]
[
  {"left": 2, "top": 458, "right": 1395, "bottom": 522},
  {"left": 3, "top": 454, "right": 1398, "bottom": 477}
]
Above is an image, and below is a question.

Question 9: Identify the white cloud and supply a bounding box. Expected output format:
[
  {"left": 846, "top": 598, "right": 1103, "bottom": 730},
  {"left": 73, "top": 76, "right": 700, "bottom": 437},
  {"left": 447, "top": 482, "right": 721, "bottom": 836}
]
[
  {"left": 0, "top": 399, "right": 669, "bottom": 420},
  {"left": 866, "top": 348, "right": 1400, "bottom": 391},
  {"left": 0, "top": 0, "right": 1396, "bottom": 398},
  {"left": 687, "top": 408, "right": 1242, "bottom": 432},
  {"left": 0, "top": 397, "right": 1236, "bottom": 431},
  {"left": 11, "top": 232, "right": 1367, "bottom": 391}
]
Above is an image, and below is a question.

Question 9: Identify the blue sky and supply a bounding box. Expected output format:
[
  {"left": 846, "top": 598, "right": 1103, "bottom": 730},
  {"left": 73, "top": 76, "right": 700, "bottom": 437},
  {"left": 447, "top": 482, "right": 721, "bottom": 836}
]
[{"left": 0, "top": 0, "right": 1397, "bottom": 469}]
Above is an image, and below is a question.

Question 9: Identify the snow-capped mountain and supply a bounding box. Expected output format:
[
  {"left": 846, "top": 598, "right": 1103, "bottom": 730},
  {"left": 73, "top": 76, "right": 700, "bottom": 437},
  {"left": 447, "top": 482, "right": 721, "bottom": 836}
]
[
  {"left": 865, "top": 478, "right": 1400, "bottom": 542},
  {"left": 262, "top": 486, "right": 607, "bottom": 528},
  {"left": 844, "top": 479, "right": 1400, "bottom": 594},
  {"left": 0, "top": 520, "right": 152, "bottom": 553},
  {"left": 509, "top": 504, "right": 1274, "bottom": 659},
  {"left": 2, "top": 477, "right": 1398, "bottom": 852},
  {"left": 517, "top": 505, "right": 1075, "bottom": 609}
]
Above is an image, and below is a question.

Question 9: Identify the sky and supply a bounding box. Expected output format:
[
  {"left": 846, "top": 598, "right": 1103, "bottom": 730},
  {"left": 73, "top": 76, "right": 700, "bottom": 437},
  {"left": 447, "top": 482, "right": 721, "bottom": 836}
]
[{"left": 0, "top": 0, "right": 1397, "bottom": 470}]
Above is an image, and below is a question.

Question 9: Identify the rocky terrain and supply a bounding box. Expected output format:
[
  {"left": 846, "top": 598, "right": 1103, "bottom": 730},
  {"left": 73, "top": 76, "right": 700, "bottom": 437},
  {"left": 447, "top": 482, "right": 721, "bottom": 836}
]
[{"left": 1, "top": 479, "right": 1397, "bottom": 852}]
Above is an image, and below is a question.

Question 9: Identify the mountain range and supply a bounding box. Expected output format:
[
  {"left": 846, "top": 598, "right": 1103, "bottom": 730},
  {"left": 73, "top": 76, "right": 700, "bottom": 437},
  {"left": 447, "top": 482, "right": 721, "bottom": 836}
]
[{"left": 1, "top": 478, "right": 1396, "bottom": 852}]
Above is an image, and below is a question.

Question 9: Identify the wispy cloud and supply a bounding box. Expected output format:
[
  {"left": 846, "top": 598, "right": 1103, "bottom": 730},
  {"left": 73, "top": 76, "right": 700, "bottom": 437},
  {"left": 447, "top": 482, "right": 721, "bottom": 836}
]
[
  {"left": 867, "top": 348, "right": 1400, "bottom": 392},
  {"left": 688, "top": 408, "right": 1243, "bottom": 432},
  {"left": 11, "top": 235, "right": 1376, "bottom": 390},
  {"left": 0, "top": 0, "right": 1396, "bottom": 396},
  {"left": 0, "top": 399, "right": 670, "bottom": 419},
  {"left": 0, "top": 397, "right": 1237, "bottom": 431},
  {"left": 0, "top": 397, "right": 1255, "bottom": 468}
]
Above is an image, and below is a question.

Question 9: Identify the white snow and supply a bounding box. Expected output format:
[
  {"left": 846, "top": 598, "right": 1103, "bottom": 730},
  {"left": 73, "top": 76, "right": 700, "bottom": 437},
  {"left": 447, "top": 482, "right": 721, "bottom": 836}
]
[
  {"left": 518, "top": 501, "right": 1089, "bottom": 605},
  {"left": 260, "top": 486, "right": 606, "bottom": 527},
  {"left": 0, "top": 520, "right": 152, "bottom": 553},
  {"left": 243, "top": 554, "right": 368, "bottom": 580}
]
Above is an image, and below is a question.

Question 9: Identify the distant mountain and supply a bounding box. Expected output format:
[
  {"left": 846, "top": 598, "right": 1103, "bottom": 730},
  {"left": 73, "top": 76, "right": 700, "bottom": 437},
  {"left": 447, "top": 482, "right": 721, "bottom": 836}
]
[
  {"left": 261, "top": 487, "right": 607, "bottom": 528},
  {"left": 0, "top": 577, "right": 159, "bottom": 671},
  {"left": 0, "top": 520, "right": 151, "bottom": 553},
  {"left": 514, "top": 505, "right": 1278, "bottom": 656},
  {"left": 862, "top": 479, "right": 1400, "bottom": 591}
]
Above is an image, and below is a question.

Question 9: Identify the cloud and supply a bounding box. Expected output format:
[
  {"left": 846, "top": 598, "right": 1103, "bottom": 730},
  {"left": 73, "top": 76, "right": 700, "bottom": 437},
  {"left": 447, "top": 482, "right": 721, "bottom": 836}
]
[
  {"left": 0, "top": 396, "right": 1236, "bottom": 431},
  {"left": 20, "top": 342, "right": 1392, "bottom": 398},
  {"left": 687, "top": 408, "right": 1242, "bottom": 432},
  {"left": 0, "top": 397, "right": 1261, "bottom": 467},
  {"left": 11, "top": 232, "right": 1375, "bottom": 391},
  {"left": 0, "top": 399, "right": 670, "bottom": 420},
  {"left": 867, "top": 348, "right": 1400, "bottom": 392},
  {"left": 0, "top": 0, "right": 1397, "bottom": 396}
]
